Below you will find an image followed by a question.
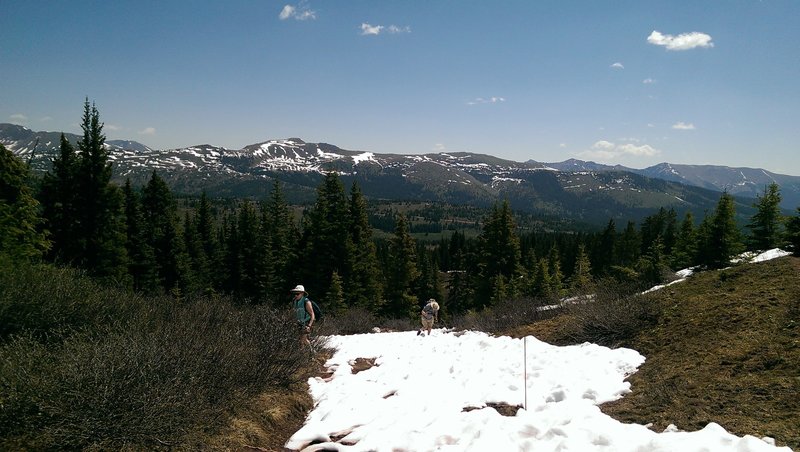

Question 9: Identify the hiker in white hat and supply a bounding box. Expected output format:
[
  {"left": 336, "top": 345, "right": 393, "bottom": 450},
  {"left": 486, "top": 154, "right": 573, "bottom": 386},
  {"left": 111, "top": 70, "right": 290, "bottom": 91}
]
[
  {"left": 290, "top": 284, "right": 315, "bottom": 346},
  {"left": 417, "top": 298, "right": 440, "bottom": 336}
]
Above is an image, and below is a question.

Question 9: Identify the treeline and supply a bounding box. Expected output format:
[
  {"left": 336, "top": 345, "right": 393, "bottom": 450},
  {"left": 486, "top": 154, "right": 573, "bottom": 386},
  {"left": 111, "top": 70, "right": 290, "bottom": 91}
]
[{"left": 3, "top": 100, "right": 800, "bottom": 319}]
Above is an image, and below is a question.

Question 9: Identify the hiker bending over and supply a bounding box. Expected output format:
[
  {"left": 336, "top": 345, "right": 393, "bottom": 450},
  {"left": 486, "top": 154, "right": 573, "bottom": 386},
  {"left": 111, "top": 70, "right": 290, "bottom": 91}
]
[
  {"left": 291, "top": 285, "right": 315, "bottom": 346},
  {"left": 417, "top": 298, "right": 440, "bottom": 336}
]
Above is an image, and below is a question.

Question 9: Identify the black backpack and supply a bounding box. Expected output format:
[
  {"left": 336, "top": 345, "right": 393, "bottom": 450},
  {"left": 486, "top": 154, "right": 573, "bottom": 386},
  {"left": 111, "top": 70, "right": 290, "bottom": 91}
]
[{"left": 310, "top": 299, "right": 323, "bottom": 322}]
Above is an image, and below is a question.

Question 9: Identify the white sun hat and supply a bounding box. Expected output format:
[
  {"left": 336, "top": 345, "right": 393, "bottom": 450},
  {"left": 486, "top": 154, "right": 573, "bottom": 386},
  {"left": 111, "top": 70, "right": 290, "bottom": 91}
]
[{"left": 290, "top": 285, "right": 307, "bottom": 294}]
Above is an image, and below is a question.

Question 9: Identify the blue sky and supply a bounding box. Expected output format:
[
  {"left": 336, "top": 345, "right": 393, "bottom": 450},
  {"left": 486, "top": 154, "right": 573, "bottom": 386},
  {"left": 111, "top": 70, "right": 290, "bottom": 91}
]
[{"left": 2, "top": 1, "right": 799, "bottom": 175}]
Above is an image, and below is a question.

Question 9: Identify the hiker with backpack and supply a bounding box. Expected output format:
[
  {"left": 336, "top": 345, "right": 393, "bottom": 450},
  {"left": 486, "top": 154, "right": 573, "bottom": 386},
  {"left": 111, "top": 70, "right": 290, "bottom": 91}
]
[
  {"left": 417, "top": 298, "right": 440, "bottom": 336},
  {"left": 290, "top": 285, "right": 315, "bottom": 347}
]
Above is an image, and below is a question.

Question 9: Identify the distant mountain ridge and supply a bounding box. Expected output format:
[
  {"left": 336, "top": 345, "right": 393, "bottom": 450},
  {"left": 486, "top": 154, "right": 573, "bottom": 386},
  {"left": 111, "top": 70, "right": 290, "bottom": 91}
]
[
  {"left": 543, "top": 158, "right": 800, "bottom": 209},
  {"left": 4, "top": 123, "right": 794, "bottom": 225}
]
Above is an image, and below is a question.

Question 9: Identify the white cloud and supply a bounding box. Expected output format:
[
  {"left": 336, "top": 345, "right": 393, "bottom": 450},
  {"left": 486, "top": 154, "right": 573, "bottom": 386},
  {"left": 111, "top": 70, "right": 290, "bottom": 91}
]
[
  {"left": 40, "top": 116, "right": 53, "bottom": 122},
  {"left": 10, "top": 113, "right": 28, "bottom": 124},
  {"left": 579, "top": 140, "right": 661, "bottom": 161},
  {"left": 610, "top": 62, "right": 624, "bottom": 69},
  {"left": 672, "top": 122, "right": 696, "bottom": 130},
  {"left": 105, "top": 124, "right": 122, "bottom": 131},
  {"left": 360, "top": 23, "right": 410, "bottom": 35},
  {"left": 647, "top": 30, "right": 714, "bottom": 51},
  {"left": 433, "top": 143, "right": 446, "bottom": 152},
  {"left": 466, "top": 96, "right": 505, "bottom": 106},
  {"left": 279, "top": 3, "right": 316, "bottom": 21},
  {"left": 559, "top": 143, "right": 567, "bottom": 148},
  {"left": 642, "top": 78, "right": 656, "bottom": 84},
  {"left": 138, "top": 127, "right": 156, "bottom": 136}
]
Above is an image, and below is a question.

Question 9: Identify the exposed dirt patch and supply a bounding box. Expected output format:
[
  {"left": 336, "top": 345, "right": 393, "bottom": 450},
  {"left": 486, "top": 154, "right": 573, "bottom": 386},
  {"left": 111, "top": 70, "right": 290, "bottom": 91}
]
[
  {"left": 463, "top": 402, "right": 522, "bottom": 417},
  {"left": 351, "top": 357, "right": 377, "bottom": 374}
]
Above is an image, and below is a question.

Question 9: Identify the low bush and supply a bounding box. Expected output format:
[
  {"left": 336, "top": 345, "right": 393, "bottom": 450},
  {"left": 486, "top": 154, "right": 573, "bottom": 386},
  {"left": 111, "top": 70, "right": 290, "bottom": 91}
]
[
  {"left": 0, "top": 265, "right": 320, "bottom": 450},
  {"left": 561, "top": 280, "right": 662, "bottom": 347}
]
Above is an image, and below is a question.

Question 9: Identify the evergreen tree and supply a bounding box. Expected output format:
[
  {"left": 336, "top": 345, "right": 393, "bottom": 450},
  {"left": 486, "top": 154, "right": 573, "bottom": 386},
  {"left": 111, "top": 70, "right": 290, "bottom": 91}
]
[
  {"left": 530, "top": 258, "right": 552, "bottom": 300},
  {"left": 785, "top": 207, "right": 800, "bottom": 256},
  {"left": 568, "top": 244, "right": 592, "bottom": 291},
  {"left": 746, "top": 183, "right": 784, "bottom": 251},
  {"left": 637, "top": 236, "right": 668, "bottom": 284},
  {"left": 385, "top": 214, "right": 419, "bottom": 318},
  {"left": 547, "top": 246, "right": 563, "bottom": 299},
  {"left": 663, "top": 208, "right": 678, "bottom": 256},
  {"left": 671, "top": 212, "right": 697, "bottom": 269},
  {"left": 697, "top": 192, "right": 744, "bottom": 269},
  {"left": 123, "top": 179, "right": 158, "bottom": 292},
  {"left": 489, "top": 274, "right": 508, "bottom": 305},
  {"left": 261, "top": 180, "right": 297, "bottom": 304},
  {"left": 0, "top": 144, "right": 49, "bottom": 261},
  {"left": 592, "top": 219, "right": 616, "bottom": 275},
  {"left": 75, "top": 99, "right": 128, "bottom": 281},
  {"left": 236, "top": 200, "right": 262, "bottom": 301},
  {"left": 325, "top": 270, "right": 346, "bottom": 316},
  {"left": 141, "top": 171, "right": 186, "bottom": 292},
  {"left": 39, "top": 133, "right": 80, "bottom": 263},
  {"left": 346, "top": 181, "right": 383, "bottom": 311},
  {"left": 476, "top": 201, "right": 522, "bottom": 307},
  {"left": 617, "top": 220, "right": 640, "bottom": 267},
  {"left": 195, "top": 190, "right": 220, "bottom": 290},
  {"left": 182, "top": 211, "right": 212, "bottom": 295},
  {"left": 304, "top": 172, "right": 350, "bottom": 296}
]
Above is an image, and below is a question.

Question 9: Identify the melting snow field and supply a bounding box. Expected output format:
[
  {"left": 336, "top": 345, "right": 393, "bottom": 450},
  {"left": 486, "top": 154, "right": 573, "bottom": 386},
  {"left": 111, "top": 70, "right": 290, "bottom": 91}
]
[{"left": 286, "top": 249, "right": 794, "bottom": 452}]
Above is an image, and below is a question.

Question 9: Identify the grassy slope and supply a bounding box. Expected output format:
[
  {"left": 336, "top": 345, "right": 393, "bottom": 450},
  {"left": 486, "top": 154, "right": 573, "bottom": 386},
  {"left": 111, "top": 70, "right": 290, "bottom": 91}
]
[{"left": 516, "top": 256, "right": 800, "bottom": 449}]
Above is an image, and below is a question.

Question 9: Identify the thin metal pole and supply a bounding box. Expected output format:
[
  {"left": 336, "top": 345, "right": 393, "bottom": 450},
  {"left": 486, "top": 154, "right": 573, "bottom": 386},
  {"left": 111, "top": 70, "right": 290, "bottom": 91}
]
[{"left": 523, "top": 336, "right": 527, "bottom": 411}]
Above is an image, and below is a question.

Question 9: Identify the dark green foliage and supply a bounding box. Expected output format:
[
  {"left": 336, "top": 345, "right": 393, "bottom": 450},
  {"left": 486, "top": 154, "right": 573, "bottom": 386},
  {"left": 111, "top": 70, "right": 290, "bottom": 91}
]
[
  {"left": 74, "top": 100, "right": 128, "bottom": 281},
  {"left": 787, "top": 208, "right": 800, "bottom": 256},
  {"left": 123, "top": 179, "right": 158, "bottom": 293},
  {"left": 325, "top": 270, "right": 346, "bottom": 316},
  {"left": 261, "top": 181, "right": 297, "bottom": 305},
  {"left": 569, "top": 244, "right": 592, "bottom": 291},
  {"left": 141, "top": 171, "right": 188, "bottom": 292},
  {"left": 38, "top": 134, "right": 79, "bottom": 263},
  {"left": 696, "top": 192, "right": 745, "bottom": 269},
  {"left": 346, "top": 182, "right": 383, "bottom": 311},
  {"left": 475, "top": 201, "right": 523, "bottom": 307},
  {"left": 302, "top": 172, "right": 350, "bottom": 297},
  {"left": 746, "top": 182, "right": 784, "bottom": 251},
  {"left": 671, "top": 212, "right": 697, "bottom": 269},
  {"left": 0, "top": 144, "right": 49, "bottom": 262},
  {"left": 384, "top": 214, "right": 420, "bottom": 318}
]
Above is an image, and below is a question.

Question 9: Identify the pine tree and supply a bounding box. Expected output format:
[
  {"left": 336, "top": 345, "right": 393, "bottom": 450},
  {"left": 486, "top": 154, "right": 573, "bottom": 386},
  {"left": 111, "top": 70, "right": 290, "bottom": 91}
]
[
  {"left": 141, "top": 171, "right": 186, "bottom": 292},
  {"left": 617, "top": 221, "right": 640, "bottom": 267},
  {"left": 39, "top": 133, "right": 80, "bottom": 263},
  {"left": 261, "top": 180, "right": 297, "bottom": 304},
  {"left": 592, "top": 219, "right": 616, "bottom": 275},
  {"left": 195, "top": 191, "right": 221, "bottom": 290},
  {"left": 303, "top": 172, "right": 350, "bottom": 296},
  {"left": 346, "top": 181, "right": 383, "bottom": 311},
  {"left": 547, "top": 246, "right": 563, "bottom": 299},
  {"left": 531, "top": 258, "right": 552, "bottom": 300},
  {"left": 123, "top": 179, "right": 158, "bottom": 293},
  {"left": 385, "top": 214, "right": 419, "bottom": 318},
  {"left": 637, "top": 236, "right": 667, "bottom": 284},
  {"left": 568, "top": 244, "right": 592, "bottom": 292},
  {"left": 325, "top": 270, "right": 346, "bottom": 316},
  {"left": 746, "top": 183, "right": 784, "bottom": 251},
  {"left": 0, "top": 144, "right": 49, "bottom": 261},
  {"left": 75, "top": 99, "right": 128, "bottom": 281},
  {"left": 785, "top": 207, "right": 800, "bottom": 256},
  {"left": 697, "top": 192, "right": 744, "bottom": 269},
  {"left": 671, "top": 211, "right": 697, "bottom": 269},
  {"left": 476, "top": 201, "right": 522, "bottom": 307},
  {"left": 236, "top": 200, "right": 262, "bottom": 301}
]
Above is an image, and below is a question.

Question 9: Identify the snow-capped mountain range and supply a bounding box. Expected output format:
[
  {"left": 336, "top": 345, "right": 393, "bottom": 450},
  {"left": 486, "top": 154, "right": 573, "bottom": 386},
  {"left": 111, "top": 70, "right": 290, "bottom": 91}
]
[{"left": 3, "top": 123, "right": 798, "bottom": 224}]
